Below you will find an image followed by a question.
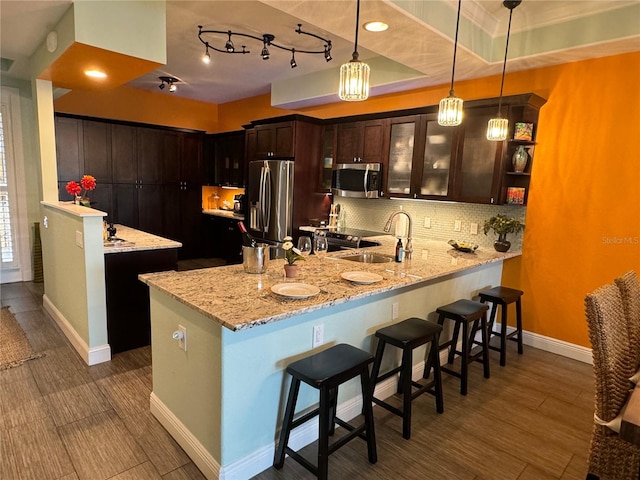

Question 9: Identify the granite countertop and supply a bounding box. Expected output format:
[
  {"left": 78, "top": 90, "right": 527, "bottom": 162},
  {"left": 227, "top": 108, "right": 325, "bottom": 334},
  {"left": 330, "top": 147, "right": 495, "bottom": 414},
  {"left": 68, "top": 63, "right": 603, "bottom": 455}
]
[
  {"left": 139, "top": 238, "right": 520, "bottom": 332},
  {"left": 203, "top": 209, "right": 245, "bottom": 221},
  {"left": 103, "top": 225, "right": 182, "bottom": 254}
]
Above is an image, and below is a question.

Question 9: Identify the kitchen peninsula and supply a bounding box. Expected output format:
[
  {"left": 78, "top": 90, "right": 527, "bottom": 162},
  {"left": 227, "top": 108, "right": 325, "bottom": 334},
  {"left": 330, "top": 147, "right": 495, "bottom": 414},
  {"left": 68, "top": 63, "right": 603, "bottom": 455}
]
[{"left": 139, "top": 238, "right": 520, "bottom": 479}]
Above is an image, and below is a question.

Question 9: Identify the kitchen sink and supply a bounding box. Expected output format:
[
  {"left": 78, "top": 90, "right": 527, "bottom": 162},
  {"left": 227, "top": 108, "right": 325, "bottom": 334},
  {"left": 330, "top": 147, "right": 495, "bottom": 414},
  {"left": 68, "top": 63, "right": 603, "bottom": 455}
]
[{"left": 340, "top": 252, "right": 394, "bottom": 263}]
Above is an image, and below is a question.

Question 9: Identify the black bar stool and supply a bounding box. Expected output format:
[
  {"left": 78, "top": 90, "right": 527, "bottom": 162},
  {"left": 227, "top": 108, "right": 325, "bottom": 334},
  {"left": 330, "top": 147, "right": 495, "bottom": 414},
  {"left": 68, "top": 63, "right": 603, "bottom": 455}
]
[
  {"left": 370, "top": 317, "right": 444, "bottom": 440},
  {"left": 478, "top": 286, "right": 524, "bottom": 366},
  {"left": 432, "top": 299, "right": 490, "bottom": 395},
  {"left": 273, "top": 343, "right": 377, "bottom": 480}
]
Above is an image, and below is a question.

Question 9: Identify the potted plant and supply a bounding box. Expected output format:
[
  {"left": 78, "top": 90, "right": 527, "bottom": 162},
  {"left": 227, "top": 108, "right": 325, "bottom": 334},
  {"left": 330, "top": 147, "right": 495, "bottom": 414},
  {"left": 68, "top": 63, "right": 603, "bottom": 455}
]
[
  {"left": 281, "top": 236, "right": 305, "bottom": 278},
  {"left": 483, "top": 215, "right": 525, "bottom": 252}
]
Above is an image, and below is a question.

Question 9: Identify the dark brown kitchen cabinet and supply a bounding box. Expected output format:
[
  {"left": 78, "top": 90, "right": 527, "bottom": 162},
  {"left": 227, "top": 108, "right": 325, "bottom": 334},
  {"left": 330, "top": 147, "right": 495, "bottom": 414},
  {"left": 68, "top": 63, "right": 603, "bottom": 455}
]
[
  {"left": 55, "top": 116, "right": 83, "bottom": 182},
  {"left": 202, "top": 214, "right": 242, "bottom": 264},
  {"left": 111, "top": 124, "right": 137, "bottom": 184},
  {"left": 254, "top": 121, "right": 294, "bottom": 158},
  {"left": 452, "top": 106, "right": 503, "bottom": 204},
  {"left": 204, "top": 131, "right": 246, "bottom": 186},
  {"left": 384, "top": 114, "right": 457, "bottom": 200},
  {"left": 113, "top": 183, "right": 163, "bottom": 236},
  {"left": 136, "top": 127, "right": 164, "bottom": 185},
  {"left": 163, "top": 132, "right": 204, "bottom": 259},
  {"left": 318, "top": 125, "right": 336, "bottom": 192},
  {"left": 82, "top": 120, "right": 112, "bottom": 183},
  {"left": 335, "top": 119, "right": 387, "bottom": 164}
]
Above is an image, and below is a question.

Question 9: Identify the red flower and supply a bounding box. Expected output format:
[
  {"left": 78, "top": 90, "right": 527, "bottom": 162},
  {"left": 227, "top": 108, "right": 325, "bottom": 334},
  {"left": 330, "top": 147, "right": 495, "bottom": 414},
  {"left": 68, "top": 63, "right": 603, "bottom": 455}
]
[
  {"left": 66, "top": 181, "right": 81, "bottom": 196},
  {"left": 81, "top": 175, "right": 96, "bottom": 191}
]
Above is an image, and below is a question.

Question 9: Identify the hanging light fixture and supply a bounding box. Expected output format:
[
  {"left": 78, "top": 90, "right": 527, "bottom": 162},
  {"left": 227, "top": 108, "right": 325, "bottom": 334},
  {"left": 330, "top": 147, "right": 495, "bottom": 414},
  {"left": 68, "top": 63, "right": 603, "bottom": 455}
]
[
  {"left": 438, "top": 0, "right": 464, "bottom": 126},
  {"left": 339, "top": 0, "right": 370, "bottom": 101},
  {"left": 487, "top": 0, "right": 521, "bottom": 141}
]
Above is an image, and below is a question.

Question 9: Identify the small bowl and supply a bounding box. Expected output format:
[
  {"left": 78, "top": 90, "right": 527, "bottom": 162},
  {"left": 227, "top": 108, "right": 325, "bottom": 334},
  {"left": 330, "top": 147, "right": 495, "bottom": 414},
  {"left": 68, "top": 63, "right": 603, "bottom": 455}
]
[{"left": 448, "top": 240, "right": 478, "bottom": 253}]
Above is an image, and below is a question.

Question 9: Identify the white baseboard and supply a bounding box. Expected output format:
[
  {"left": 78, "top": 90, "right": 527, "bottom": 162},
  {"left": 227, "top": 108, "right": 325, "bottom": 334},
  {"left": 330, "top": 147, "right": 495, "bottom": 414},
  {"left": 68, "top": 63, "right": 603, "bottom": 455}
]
[
  {"left": 150, "top": 393, "right": 221, "bottom": 480},
  {"left": 42, "top": 294, "right": 111, "bottom": 365}
]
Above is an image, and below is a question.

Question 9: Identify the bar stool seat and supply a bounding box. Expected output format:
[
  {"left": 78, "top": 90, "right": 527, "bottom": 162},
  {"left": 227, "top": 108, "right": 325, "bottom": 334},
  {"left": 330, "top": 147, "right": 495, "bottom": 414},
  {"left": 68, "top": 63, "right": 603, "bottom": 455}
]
[
  {"left": 273, "top": 343, "right": 377, "bottom": 480},
  {"left": 370, "top": 317, "right": 444, "bottom": 439},
  {"left": 433, "top": 299, "right": 490, "bottom": 395},
  {"left": 478, "top": 286, "right": 524, "bottom": 366}
]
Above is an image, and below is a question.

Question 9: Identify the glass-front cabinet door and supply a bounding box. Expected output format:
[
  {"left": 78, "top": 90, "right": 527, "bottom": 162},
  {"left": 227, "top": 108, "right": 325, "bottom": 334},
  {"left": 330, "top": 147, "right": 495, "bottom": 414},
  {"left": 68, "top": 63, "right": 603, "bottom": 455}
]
[
  {"left": 386, "top": 117, "right": 417, "bottom": 197},
  {"left": 418, "top": 116, "right": 456, "bottom": 198}
]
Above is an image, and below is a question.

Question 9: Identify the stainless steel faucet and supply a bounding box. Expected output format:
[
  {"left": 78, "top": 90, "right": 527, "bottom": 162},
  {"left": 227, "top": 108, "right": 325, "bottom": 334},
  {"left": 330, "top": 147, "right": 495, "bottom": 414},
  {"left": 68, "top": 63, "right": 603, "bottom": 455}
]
[{"left": 383, "top": 210, "right": 413, "bottom": 259}]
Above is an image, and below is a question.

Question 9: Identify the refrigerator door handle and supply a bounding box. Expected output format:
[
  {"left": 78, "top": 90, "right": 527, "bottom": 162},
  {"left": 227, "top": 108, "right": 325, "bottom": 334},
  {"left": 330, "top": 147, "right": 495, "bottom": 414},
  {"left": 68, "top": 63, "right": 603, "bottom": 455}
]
[
  {"left": 263, "top": 164, "right": 272, "bottom": 233},
  {"left": 258, "top": 165, "right": 266, "bottom": 233}
]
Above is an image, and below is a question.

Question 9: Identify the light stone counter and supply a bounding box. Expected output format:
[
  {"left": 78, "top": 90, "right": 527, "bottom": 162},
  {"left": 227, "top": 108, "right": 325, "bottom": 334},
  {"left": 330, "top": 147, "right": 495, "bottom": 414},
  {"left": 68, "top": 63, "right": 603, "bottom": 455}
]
[
  {"left": 202, "top": 208, "right": 245, "bottom": 221},
  {"left": 103, "top": 225, "right": 182, "bottom": 254},
  {"left": 139, "top": 239, "right": 519, "bottom": 331}
]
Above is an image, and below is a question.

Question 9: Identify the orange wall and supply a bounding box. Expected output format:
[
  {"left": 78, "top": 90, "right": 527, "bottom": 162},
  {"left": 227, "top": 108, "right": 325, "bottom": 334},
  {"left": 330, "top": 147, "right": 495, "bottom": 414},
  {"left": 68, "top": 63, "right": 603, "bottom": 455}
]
[
  {"left": 54, "top": 85, "right": 219, "bottom": 132},
  {"left": 54, "top": 51, "right": 640, "bottom": 347}
]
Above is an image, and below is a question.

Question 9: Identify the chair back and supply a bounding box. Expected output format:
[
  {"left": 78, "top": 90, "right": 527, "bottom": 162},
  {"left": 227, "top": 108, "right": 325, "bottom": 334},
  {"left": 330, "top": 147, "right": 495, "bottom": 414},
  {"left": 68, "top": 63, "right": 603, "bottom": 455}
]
[
  {"left": 615, "top": 270, "right": 640, "bottom": 369},
  {"left": 585, "top": 283, "right": 635, "bottom": 422}
]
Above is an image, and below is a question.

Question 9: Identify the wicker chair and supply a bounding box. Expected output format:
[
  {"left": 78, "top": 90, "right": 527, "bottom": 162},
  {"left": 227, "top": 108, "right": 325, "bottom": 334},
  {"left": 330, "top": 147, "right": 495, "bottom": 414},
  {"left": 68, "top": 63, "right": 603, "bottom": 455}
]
[
  {"left": 615, "top": 271, "right": 640, "bottom": 372},
  {"left": 585, "top": 283, "right": 640, "bottom": 480}
]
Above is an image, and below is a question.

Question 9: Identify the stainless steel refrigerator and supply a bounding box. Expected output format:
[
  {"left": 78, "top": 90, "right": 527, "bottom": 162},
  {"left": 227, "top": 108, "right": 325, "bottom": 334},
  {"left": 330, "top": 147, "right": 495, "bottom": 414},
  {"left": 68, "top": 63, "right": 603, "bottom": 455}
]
[{"left": 247, "top": 159, "right": 294, "bottom": 246}]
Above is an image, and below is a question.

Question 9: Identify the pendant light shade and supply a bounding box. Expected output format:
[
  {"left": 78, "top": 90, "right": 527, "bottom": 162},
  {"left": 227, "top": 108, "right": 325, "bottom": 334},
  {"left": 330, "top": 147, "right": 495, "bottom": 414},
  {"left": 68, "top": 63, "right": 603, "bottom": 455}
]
[
  {"left": 438, "top": 0, "right": 463, "bottom": 126},
  {"left": 339, "top": 0, "right": 370, "bottom": 101},
  {"left": 487, "top": 0, "right": 521, "bottom": 141}
]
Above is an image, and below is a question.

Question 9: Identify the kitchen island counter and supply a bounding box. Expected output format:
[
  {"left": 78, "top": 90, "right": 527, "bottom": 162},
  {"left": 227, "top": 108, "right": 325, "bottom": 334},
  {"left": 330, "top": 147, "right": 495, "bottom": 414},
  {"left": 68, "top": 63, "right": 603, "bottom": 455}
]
[
  {"left": 139, "top": 239, "right": 519, "bottom": 331},
  {"left": 144, "top": 238, "right": 518, "bottom": 479}
]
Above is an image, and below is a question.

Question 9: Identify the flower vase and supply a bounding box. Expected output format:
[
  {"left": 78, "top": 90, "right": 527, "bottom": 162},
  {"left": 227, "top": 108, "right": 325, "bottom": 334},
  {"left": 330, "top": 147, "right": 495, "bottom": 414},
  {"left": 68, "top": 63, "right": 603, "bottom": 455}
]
[
  {"left": 494, "top": 234, "right": 511, "bottom": 253},
  {"left": 284, "top": 264, "right": 298, "bottom": 278},
  {"left": 512, "top": 145, "right": 529, "bottom": 173},
  {"left": 74, "top": 195, "right": 82, "bottom": 205}
]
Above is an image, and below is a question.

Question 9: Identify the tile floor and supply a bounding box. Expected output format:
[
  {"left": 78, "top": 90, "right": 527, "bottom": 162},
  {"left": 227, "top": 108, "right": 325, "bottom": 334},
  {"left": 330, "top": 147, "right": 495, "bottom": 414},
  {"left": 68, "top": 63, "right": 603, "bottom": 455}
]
[{"left": 1, "top": 281, "right": 596, "bottom": 480}]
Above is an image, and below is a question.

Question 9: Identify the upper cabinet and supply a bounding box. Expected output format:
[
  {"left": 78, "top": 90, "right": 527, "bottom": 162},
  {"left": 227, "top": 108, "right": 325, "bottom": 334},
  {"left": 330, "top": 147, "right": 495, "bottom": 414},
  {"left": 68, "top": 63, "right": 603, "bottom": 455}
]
[
  {"left": 384, "top": 114, "right": 458, "bottom": 200},
  {"left": 254, "top": 121, "right": 295, "bottom": 158},
  {"left": 204, "top": 130, "right": 246, "bottom": 187},
  {"left": 335, "top": 119, "right": 387, "bottom": 164}
]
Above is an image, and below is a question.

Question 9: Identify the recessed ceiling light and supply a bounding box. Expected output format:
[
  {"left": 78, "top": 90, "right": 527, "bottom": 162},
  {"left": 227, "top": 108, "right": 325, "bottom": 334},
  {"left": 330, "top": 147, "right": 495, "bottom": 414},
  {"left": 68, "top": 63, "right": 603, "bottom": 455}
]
[
  {"left": 364, "top": 21, "right": 388, "bottom": 32},
  {"left": 84, "top": 70, "right": 107, "bottom": 79}
]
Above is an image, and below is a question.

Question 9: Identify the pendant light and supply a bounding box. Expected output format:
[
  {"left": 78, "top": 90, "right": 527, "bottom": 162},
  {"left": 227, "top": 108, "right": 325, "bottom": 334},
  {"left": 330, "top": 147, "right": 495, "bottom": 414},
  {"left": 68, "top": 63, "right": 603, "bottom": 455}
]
[
  {"left": 438, "top": 0, "right": 463, "bottom": 126},
  {"left": 339, "top": 0, "right": 370, "bottom": 101},
  {"left": 487, "top": 0, "right": 521, "bottom": 141}
]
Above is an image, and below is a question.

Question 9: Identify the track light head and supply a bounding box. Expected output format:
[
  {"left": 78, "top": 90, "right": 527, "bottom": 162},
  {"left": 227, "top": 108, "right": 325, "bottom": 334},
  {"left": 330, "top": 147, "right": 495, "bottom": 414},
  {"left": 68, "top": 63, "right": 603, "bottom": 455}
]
[
  {"left": 290, "top": 50, "right": 297, "bottom": 68},
  {"left": 159, "top": 76, "right": 179, "bottom": 93}
]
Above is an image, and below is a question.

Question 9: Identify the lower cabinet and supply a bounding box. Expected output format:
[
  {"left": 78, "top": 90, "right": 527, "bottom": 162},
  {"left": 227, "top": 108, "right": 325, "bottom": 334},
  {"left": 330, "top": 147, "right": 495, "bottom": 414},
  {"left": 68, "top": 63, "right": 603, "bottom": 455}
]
[
  {"left": 163, "top": 184, "right": 202, "bottom": 260},
  {"left": 202, "top": 215, "right": 243, "bottom": 265},
  {"left": 104, "top": 248, "right": 178, "bottom": 354}
]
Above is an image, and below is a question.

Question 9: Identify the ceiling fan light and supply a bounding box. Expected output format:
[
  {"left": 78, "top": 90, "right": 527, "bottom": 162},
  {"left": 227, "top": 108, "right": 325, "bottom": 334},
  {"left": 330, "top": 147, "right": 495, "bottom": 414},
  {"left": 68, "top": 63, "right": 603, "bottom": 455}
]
[
  {"left": 438, "top": 94, "right": 463, "bottom": 126},
  {"left": 339, "top": 59, "right": 370, "bottom": 101},
  {"left": 486, "top": 117, "right": 509, "bottom": 141}
]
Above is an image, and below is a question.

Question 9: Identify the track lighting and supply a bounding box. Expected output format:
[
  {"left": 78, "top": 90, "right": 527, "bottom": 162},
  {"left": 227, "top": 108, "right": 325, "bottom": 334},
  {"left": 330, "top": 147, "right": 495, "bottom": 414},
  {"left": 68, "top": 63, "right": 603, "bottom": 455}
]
[
  {"left": 487, "top": 0, "right": 521, "bottom": 141},
  {"left": 197, "top": 24, "right": 333, "bottom": 68},
  {"left": 158, "top": 76, "right": 179, "bottom": 93},
  {"left": 339, "top": 0, "right": 370, "bottom": 101},
  {"left": 201, "top": 44, "right": 211, "bottom": 64}
]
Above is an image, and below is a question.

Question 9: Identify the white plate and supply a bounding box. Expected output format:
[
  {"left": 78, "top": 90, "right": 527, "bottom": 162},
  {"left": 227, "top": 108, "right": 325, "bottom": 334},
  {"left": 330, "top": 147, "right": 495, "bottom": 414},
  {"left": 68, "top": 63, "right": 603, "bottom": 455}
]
[
  {"left": 271, "top": 283, "right": 320, "bottom": 299},
  {"left": 341, "top": 271, "right": 384, "bottom": 284}
]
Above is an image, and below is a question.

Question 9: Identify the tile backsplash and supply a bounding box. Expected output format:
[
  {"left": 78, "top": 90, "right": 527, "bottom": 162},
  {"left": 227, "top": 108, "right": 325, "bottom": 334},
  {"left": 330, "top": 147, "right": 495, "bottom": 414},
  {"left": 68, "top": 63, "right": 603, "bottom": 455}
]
[{"left": 334, "top": 198, "right": 526, "bottom": 251}]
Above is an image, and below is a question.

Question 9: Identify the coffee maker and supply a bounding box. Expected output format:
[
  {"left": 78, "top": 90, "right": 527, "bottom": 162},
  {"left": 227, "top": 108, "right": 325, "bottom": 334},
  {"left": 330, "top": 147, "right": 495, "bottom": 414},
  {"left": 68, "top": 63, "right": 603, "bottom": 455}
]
[{"left": 233, "top": 194, "right": 245, "bottom": 214}]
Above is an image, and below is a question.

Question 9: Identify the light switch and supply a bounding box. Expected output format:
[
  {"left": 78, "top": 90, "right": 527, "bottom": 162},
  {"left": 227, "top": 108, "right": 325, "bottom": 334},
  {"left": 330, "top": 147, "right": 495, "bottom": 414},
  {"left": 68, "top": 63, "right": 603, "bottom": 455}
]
[
  {"left": 470, "top": 223, "right": 478, "bottom": 235},
  {"left": 75, "top": 230, "right": 83, "bottom": 249},
  {"left": 423, "top": 217, "right": 431, "bottom": 228},
  {"left": 454, "top": 219, "right": 461, "bottom": 232}
]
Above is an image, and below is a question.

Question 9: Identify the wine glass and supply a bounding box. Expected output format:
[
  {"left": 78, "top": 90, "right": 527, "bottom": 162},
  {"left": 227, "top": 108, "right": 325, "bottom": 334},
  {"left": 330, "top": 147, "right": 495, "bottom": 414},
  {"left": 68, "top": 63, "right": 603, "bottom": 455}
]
[
  {"left": 314, "top": 235, "right": 328, "bottom": 259},
  {"left": 297, "top": 236, "right": 312, "bottom": 257}
]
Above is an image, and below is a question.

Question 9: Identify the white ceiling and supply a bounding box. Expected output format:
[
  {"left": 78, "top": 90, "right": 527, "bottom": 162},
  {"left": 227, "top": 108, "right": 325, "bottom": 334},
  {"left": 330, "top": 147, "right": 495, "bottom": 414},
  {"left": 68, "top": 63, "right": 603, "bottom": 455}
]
[{"left": 1, "top": 0, "right": 639, "bottom": 106}]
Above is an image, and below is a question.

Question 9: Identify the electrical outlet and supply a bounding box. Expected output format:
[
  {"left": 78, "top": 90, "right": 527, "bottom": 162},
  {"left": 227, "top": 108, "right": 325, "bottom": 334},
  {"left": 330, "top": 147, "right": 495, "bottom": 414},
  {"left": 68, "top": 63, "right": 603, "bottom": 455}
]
[
  {"left": 75, "top": 230, "right": 83, "bottom": 248},
  {"left": 470, "top": 222, "right": 478, "bottom": 235},
  {"left": 423, "top": 217, "right": 431, "bottom": 228},
  {"left": 312, "top": 324, "right": 324, "bottom": 348},
  {"left": 392, "top": 302, "right": 399, "bottom": 320},
  {"left": 454, "top": 219, "right": 461, "bottom": 232},
  {"left": 175, "top": 325, "right": 187, "bottom": 351}
]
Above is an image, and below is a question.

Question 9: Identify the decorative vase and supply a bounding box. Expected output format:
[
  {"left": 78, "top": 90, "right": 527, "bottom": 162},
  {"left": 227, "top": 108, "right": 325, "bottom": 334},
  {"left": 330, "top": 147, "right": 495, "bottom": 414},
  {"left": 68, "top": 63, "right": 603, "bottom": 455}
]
[
  {"left": 512, "top": 145, "right": 529, "bottom": 173},
  {"left": 494, "top": 233, "right": 511, "bottom": 253},
  {"left": 79, "top": 197, "right": 91, "bottom": 207},
  {"left": 74, "top": 195, "right": 82, "bottom": 205},
  {"left": 284, "top": 264, "right": 298, "bottom": 278}
]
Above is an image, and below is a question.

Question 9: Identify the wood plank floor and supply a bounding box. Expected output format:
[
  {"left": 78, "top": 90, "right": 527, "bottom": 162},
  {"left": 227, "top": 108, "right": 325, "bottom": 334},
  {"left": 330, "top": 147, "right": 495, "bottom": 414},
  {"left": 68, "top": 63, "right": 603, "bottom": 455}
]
[{"left": 0, "top": 281, "right": 594, "bottom": 480}]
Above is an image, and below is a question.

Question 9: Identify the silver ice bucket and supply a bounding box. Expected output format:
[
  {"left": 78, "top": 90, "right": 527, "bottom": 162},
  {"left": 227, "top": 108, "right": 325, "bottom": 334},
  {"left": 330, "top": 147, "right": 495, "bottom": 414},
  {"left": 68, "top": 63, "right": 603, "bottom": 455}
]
[{"left": 242, "top": 244, "right": 270, "bottom": 274}]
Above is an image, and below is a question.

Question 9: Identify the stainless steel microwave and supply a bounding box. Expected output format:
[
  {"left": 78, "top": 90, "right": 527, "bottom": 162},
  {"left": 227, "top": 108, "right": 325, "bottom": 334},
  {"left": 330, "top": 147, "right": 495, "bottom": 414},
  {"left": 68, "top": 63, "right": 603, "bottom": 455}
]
[{"left": 331, "top": 163, "right": 381, "bottom": 199}]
